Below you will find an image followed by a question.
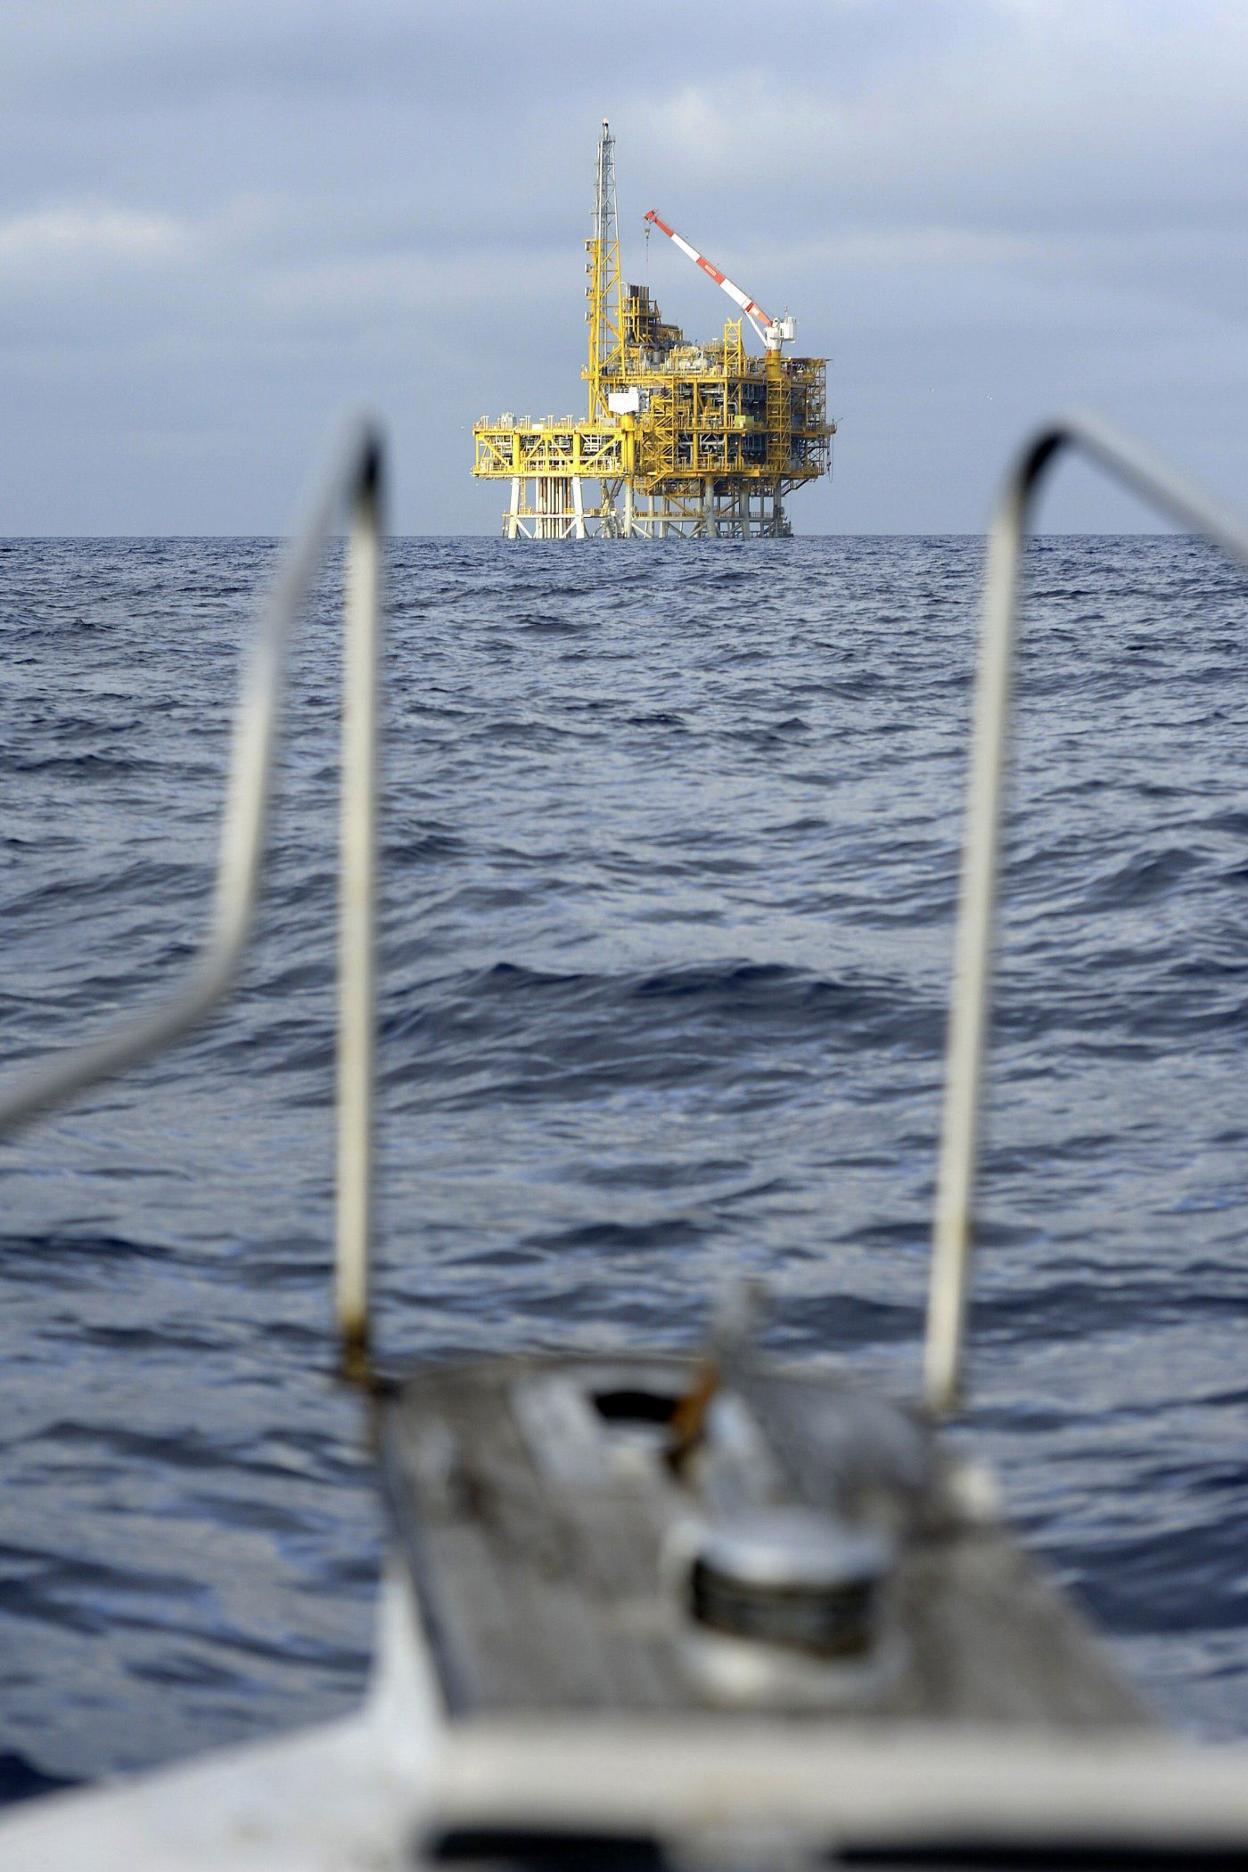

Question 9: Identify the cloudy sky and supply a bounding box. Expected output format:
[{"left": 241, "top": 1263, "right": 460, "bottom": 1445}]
[{"left": 2, "top": 0, "right": 1245, "bottom": 535}]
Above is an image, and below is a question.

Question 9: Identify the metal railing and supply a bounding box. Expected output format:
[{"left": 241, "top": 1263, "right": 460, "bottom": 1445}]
[
  {"left": 5, "top": 412, "right": 1244, "bottom": 1406},
  {"left": 0, "top": 420, "right": 384, "bottom": 1379},
  {"left": 923, "top": 413, "right": 1248, "bottom": 1415}
]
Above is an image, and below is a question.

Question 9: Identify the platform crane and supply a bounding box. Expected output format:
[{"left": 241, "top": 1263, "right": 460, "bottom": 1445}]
[{"left": 643, "top": 210, "right": 796, "bottom": 352}]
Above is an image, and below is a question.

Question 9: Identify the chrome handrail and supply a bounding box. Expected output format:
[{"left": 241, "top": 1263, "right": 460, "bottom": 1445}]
[
  {"left": 0, "top": 420, "right": 384, "bottom": 1379},
  {"left": 924, "top": 413, "right": 1248, "bottom": 1415}
]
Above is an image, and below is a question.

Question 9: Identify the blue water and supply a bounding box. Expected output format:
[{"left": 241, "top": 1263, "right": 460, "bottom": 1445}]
[{"left": 1, "top": 534, "right": 1246, "bottom": 1795}]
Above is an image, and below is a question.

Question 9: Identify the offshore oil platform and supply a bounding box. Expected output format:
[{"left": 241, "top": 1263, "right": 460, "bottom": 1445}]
[{"left": 473, "top": 122, "right": 835, "bottom": 539}]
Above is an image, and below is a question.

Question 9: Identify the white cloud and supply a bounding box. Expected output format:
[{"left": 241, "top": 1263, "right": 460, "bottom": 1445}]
[
  {"left": 776, "top": 227, "right": 1062, "bottom": 273},
  {"left": 0, "top": 204, "right": 191, "bottom": 272},
  {"left": 629, "top": 3, "right": 1248, "bottom": 226},
  {"left": 257, "top": 245, "right": 572, "bottom": 321}
]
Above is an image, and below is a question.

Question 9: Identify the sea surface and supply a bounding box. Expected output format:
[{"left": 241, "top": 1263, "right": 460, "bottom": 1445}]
[{"left": 1, "top": 534, "right": 1246, "bottom": 1799}]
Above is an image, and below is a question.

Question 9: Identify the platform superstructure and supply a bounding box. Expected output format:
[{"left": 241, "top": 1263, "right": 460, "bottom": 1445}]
[{"left": 473, "top": 121, "right": 835, "bottom": 538}]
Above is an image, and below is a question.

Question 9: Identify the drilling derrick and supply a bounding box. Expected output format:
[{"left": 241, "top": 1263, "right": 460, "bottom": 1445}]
[
  {"left": 586, "top": 118, "right": 623, "bottom": 422},
  {"left": 472, "top": 121, "right": 834, "bottom": 539}
]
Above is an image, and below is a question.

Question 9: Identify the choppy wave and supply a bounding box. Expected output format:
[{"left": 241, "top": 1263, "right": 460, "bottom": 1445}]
[{"left": 1, "top": 531, "right": 1246, "bottom": 1795}]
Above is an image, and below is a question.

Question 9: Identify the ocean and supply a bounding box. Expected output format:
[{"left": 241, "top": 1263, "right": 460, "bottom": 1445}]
[{"left": 1, "top": 533, "right": 1245, "bottom": 1797}]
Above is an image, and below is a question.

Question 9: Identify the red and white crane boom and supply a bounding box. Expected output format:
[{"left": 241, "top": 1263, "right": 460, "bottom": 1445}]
[{"left": 644, "top": 210, "right": 795, "bottom": 351}]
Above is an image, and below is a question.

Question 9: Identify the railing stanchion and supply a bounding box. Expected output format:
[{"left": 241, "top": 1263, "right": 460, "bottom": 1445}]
[
  {"left": 924, "top": 415, "right": 1248, "bottom": 1416},
  {"left": 0, "top": 419, "right": 387, "bottom": 1385},
  {"left": 337, "top": 444, "right": 383, "bottom": 1379}
]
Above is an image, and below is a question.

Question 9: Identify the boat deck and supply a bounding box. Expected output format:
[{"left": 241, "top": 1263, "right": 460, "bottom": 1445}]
[{"left": 379, "top": 1353, "right": 1148, "bottom": 1729}]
